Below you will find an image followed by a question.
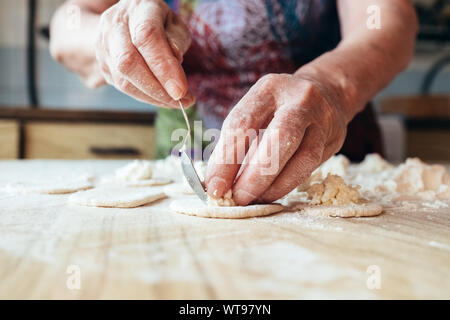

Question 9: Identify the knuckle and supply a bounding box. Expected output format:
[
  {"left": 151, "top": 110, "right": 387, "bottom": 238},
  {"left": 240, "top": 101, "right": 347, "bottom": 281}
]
[
  {"left": 132, "top": 23, "right": 161, "bottom": 48},
  {"left": 257, "top": 73, "right": 279, "bottom": 89},
  {"left": 115, "top": 51, "right": 136, "bottom": 74},
  {"left": 115, "top": 78, "right": 132, "bottom": 92},
  {"left": 301, "top": 81, "right": 321, "bottom": 100}
]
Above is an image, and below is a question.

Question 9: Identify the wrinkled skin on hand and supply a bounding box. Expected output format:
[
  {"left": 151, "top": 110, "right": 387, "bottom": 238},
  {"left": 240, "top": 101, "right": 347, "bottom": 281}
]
[
  {"left": 205, "top": 73, "right": 350, "bottom": 206},
  {"left": 95, "top": 0, "right": 194, "bottom": 107}
]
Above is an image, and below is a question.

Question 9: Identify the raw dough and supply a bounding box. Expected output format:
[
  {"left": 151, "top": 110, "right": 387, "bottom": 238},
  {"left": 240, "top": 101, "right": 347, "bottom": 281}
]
[
  {"left": 163, "top": 183, "right": 195, "bottom": 196},
  {"left": 115, "top": 160, "right": 153, "bottom": 181},
  {"left": 69, "top": 186, "right": 166, "bottom": 208},
  {"left": 394, "top": 158, "right": 450, "bottom": 197},
  {"left": 207, "top": 189, "right": 236, "bottom": 206},
  {"left": 304, "top": 174, "right": 383, "bottom": 217},
  {"left": 301, "top": 203, "right": 383, "bottom": 218},
  {"left": 297, "top": 155, "right": 350, "bottom": 191},
  {"left": 100, "top": 160, "right": 172, "bottom": 187},
  {"left": 357, "top": 153, "right": 392, "bottom": 173},
  {"left": 3, "top": 180, "right": 93, "bottom": 195},
  {"left": 307, "top": 175, "right": 361, "bottom": 206},
  {"left": 170, "top": 198, "right": 284, "bottom": 219},
  {"left": 125, "top": 178, "right": 172, "bottom": 187}
]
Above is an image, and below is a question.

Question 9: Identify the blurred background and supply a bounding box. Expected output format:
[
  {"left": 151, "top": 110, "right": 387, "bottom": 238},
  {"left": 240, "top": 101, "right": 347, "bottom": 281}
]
[{"left": 0, "top": 0, "right": 449, "bottom": 162}]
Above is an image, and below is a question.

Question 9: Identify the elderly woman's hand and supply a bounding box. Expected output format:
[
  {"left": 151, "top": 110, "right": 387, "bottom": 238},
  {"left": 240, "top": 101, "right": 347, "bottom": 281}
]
[
  {"left": 95, "top": 0, "right": 194, "bottom": 107},
  {"left": 205, "top": 73, "right": 352, "bottom": 205}
]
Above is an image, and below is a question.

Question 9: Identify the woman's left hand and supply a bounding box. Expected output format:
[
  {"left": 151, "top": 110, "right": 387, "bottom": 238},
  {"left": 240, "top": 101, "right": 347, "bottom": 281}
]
[{"left": 205, "top": 73, "right": 352, "bottom": 206}]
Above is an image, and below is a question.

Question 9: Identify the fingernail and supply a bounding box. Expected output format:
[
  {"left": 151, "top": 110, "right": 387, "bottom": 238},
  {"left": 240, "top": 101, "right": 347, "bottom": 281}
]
[
  {"left": 207, "top": 177, "right": 227, "bottom": 198},
  {"left": 164, "top": 79, "right": 184, "bottom": 100}
]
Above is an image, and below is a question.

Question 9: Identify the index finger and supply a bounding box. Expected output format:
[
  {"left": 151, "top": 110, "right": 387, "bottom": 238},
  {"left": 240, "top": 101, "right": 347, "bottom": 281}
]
[
  {"left": 205, "top": 88, "right": 276, "bottom": 199},
  {"left": 129, "top": 2, "right": 188, "bottom": 100}
]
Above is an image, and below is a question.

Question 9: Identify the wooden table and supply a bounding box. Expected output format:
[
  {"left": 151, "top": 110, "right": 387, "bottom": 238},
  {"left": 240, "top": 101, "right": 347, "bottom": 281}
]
[{"left": 0, "top": 160, "right": 449, "bottom": 299}]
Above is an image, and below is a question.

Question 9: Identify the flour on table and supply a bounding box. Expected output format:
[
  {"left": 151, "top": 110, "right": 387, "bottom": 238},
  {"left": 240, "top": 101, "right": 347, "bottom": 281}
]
[{"left": 69, "top": 186, "right": 166, "bottom": 208}]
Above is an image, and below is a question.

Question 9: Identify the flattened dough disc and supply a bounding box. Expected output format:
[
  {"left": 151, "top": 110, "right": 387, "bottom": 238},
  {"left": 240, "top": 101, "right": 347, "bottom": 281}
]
[
  {"left": 4, "top": 181, "right": 93, "bottom": 195},
  {"left": 163, "top": 183, "right": 195, "bottom": 197},
  {"left": 69, "top": 186, "right": 166, "bottom": 208},
  {"left": 125, "top": 178, "right": 172, "bottom": 187},
  {"left": 301, "top": 203, "right": 383, "bottom": 218},
  {"left": 170, "top": 198, "right": 284, "bottom": 219}
]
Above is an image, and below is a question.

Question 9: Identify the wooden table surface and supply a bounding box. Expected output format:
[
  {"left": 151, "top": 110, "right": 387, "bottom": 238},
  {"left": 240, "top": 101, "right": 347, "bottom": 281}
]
[{"left": 0, "top": 160, "right": 449, "bottom": 299}]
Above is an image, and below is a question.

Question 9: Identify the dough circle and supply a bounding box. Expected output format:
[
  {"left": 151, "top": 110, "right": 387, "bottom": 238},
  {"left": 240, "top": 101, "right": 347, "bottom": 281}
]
[
  {"left": 69, "top": 186, "right": 166, "bottom": 208},
  {"left": 163, "top": 183, "right": 195, "bottom": 197},
  {"left": 4, "top": 181, "right": 93, "bottom": 195},
  {"left": 170, "top": 198, "right": 284, "bottom": 219},
  {"left": 301, "top": 203, "right": 383, "bottom": 218},
  {"left": 125, "top": 178, "right": 172, "bottom": 187}
]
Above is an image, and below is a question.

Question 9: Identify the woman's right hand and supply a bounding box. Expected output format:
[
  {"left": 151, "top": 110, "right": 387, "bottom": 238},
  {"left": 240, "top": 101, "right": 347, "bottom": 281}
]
[{"left": 95, "top": 0, "right": 194, "bottom": 108}]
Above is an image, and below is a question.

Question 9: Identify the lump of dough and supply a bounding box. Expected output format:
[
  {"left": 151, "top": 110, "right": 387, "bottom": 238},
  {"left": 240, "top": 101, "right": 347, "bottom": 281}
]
[
  {"left": 307, "top": 174, "right": 361, "bottom": 206},
  {"left": 358, "top": 153, "right": 393, "bottom": 173},
  {"left": 297, "top": 154, "right": 350, "bottom": 191},
  {"left": 303, "top": 174, "right": 383, "bottom": 218},
  {"left": 394, "top": 158, "right": 450, "bottom": 198},
  {"left": 207, "top": 189, "right": 236, "bottom": 207},
  {"left": 115, "top": 160, "right": 153, "bottom": 181}
]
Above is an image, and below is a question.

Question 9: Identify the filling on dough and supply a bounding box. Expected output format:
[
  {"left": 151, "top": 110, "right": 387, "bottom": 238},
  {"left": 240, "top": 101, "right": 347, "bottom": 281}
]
[
  {"left": 207, "top": 189, "right": 236, "bottom": 207},
  {"left": 297, "top": 154, "right": 350, "bottom": 191},
  {"left": 115, "top": 160, "right": 153, "bottom": 181},
  {"left": 307, "top": 174, "right": 362, "bottom": 206}
]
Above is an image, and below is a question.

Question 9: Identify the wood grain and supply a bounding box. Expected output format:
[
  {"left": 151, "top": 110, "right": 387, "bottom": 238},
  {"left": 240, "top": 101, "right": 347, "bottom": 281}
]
[
  {"left": 0, "top": 120, "right": 19, "bottom": 159},
  {"left": 24, "top": 122, "right": 155, "bottom": 159},
  {"left": 0, "top": 161, "right": 449, "bottom": 299}
]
